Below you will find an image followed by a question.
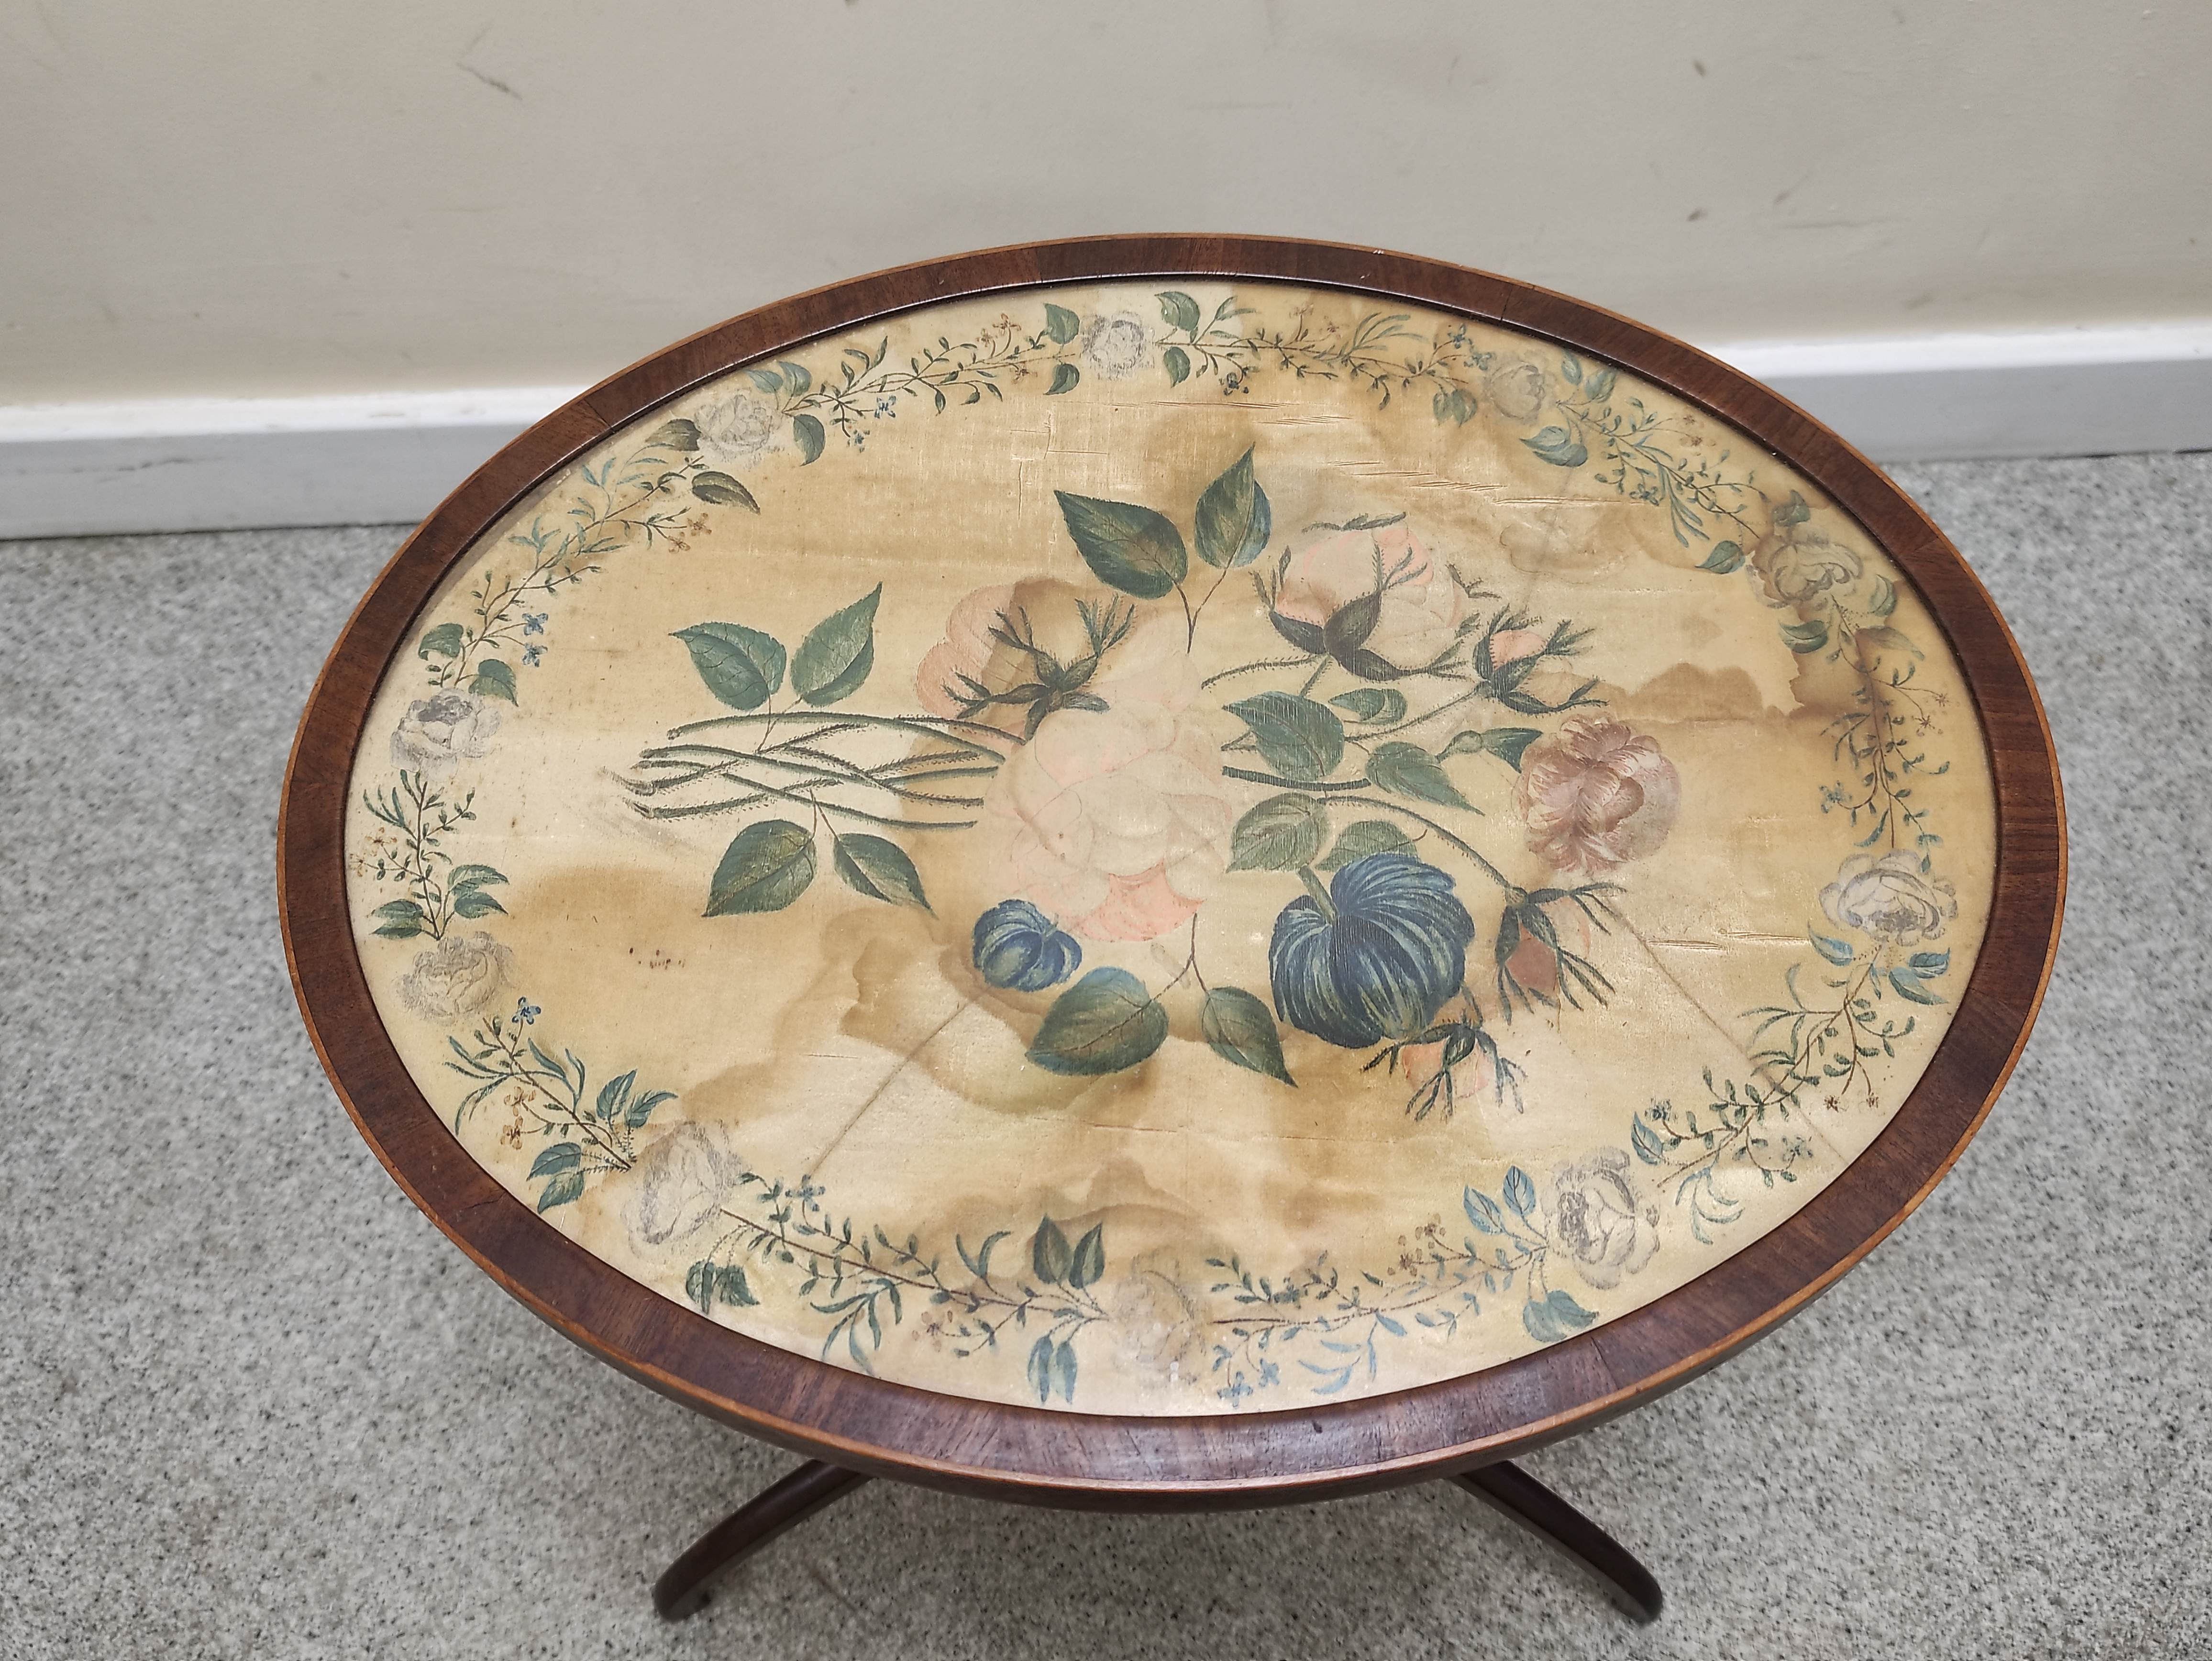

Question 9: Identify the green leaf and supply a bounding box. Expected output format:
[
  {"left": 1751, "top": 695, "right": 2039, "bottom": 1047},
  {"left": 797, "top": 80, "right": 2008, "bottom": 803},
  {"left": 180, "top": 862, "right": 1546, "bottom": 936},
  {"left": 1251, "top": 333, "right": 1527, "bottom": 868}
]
[
  {"left": 1631, "top": 1115, "right": 1666, "bottom": 1166},
  {"left": 529, "top": 1142, "right": 582, "bottom": 1178},
  {"left": 586, "top": 1073, "right": 628, "bottom": 1124},
  {"left": 792, "top": 584, "right": 881, "bottom": 706},
  {"left": 1857, "top": 623, "right": 1921, "bottom": 659},
  {"left": 1463, "top": 1185, "right": 1505, "bottom": 1234},
  {"left": 1042, "top": 303, "right": 1082, "bottom": 345},
  {"left": 1068, "top": 1224, "right": 1106, "bottom": 1289},
  {"left": 1225, "top": 692, "right": 1343, "bottom": 783},
  {"left": 1031, "top": 1217, "right": 1072, "bottom": 1285},
  {"left": 1504, "top": 1165, "right": 1537, "bottom": 1219},
  {"left": 416, "top": 621, "right": 465, "bottom": 661},
  {"left": 1162, "top": 344, "right": 1190, "bottom": 385},
  {"left": 1052, "top": 1340, "right": 1078, "bottom": 1403},
  {"left": 1868, "top": 574, "right": 1898, "bottom": 616},
  {"left": 451, "top": 886, "right": 506, "bottom": 919},
  {"left": 791, "top": 412, "right": 826, "bottom": 465},
  {"left": 1228, "top": 793, "right": 1328, "bottom": 872},
  {"left": 1156, "top": 290, "right": 1202, "bottom": 333},
  {"left": 705, "top": 819, "right": 817, "bottom": 916},
  {"left": 641, "top": 418, "right": 702, "bottom": 454},
  {"left": 957, "top": 1230, "right": 1009, "bottom": 1281},
  {"left": 370, "top": 899, "right": 425, "bottom": 939},
  {"left": 1194, "top": 447, "right": 1272, "bottom": 569},
  {"left": 1316, "top": 820, "right": 1415, "bottom": 871},
  {"left": 469, "top": 659, "right": 517, "bottom": 702},
  {"left": 674, "top": 621, "right": 785, "bottom": 709},
  {"left": 1811, "top": 931, "right": 1856, "bottom": 965},
  {"left": 1026, "top": 1334, "right": 1055, "bottom": 1403},
  {"left": 1026, "top": 967, "right": 1168, "bottom": 1076},
  {"left": 1775, "top": 490, "right": 1812, "bottom": 527},
  {"left": 536, "top": 1170, "right": 586, "bottom": 1213},
  {"left": 1699, "top": 539, "right": 1745, "bottom": 574},
  {"left": 692, "top": 471, "right": 760, "bottom": 511},
  {"left": 1329, "top": 687, "right": 1407, "bottom": 724},
  {"left": 1559, "top": 354, "right": 1583, "bottom": 386},
  {"left": 1888, "top": 966, "right": 1945, "bottom": 1005},
  {"left": 833, "top": 832, "right": 930, "bottom": 910},
  {"left": 1439, "top": 726, "right": 1545, "bottom": 771},
  {"left": 1431, "top": 387, "right": 1476, "bottom": 425},
  {"left": 744, "top": 366, "right": 783, "bottom": 394},
  {"left": 1781, "top": 618, "right": 1830, "bottom": 654},
  {"left": 1582, "top": 366, "right": 1617, "bottom": 402},
  {"left": 1523, "top": 1287, "right": 1596, "bottom": 1343},
  {"left": 1046, "top": 362, "right": 1081, "bottom": 396},
  {"left": 1201, "top": 986, "right": 1294, "bottom": 1085},
  {"left": 777, "top": 360, "right": 812, "bottom": 396},
  {"left": 1052, "top": 490, "right": 1188, "bottom": 599},
  {"left": 1364, "top": 742, "right": 1471, "bottom": 808},
  {"left": 1908, "top": 949, "right": 1951, "bottom": 976},
  {"left": 627, "top": 1089, "right": 673, "bottom": 1130},
  {"left": 717, "top": 1264, "right": 759, "bottom": 1307},
  {"left": 1523, "top": 427, "right": 1590, "bottom": 468},
  {"left": 686, "top": 1260, "right": 715, "bottom": 1312},
  {"left": 447, "top": 864, "right": 506, "bottom": 891}
]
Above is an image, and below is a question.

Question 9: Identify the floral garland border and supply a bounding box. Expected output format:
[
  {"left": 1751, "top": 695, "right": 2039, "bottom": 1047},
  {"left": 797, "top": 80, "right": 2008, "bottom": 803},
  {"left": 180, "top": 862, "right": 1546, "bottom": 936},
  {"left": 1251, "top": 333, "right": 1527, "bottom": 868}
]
[{"left": 352, "top": 285, "right": 1968, "bottom": 1409}]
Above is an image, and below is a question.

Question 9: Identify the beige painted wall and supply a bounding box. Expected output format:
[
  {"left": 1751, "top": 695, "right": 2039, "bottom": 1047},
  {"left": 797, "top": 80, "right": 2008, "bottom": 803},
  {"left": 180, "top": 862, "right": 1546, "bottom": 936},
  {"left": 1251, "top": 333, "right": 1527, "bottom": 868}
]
[{"left": 2, "top": 0, "right": 2206, "bottom": 404}]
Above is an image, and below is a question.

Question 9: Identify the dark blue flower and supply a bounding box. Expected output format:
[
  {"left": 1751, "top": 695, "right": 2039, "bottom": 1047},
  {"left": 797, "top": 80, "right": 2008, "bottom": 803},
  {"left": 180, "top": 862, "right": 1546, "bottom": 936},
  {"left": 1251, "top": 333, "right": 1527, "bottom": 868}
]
[
  {"left": 972, "top": 899, "right": 1082, "bottom": 992},
  {"left": 1269, "top": 853, "right": 1474, "bottom": 1049}
]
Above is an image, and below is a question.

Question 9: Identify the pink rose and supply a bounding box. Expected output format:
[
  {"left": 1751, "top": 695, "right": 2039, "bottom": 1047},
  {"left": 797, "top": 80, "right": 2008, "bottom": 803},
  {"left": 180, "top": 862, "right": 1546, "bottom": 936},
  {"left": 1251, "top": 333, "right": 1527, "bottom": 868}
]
[
  {"left": 915, "top": 583, "right": 1018, "bottom": 722},
  {"left": 983, "top": 623, "right": 1228, "bottom": 941},
  {"left": 1486, "top": 627, "right": 1548, "bottom": 668},
  {"left": 1515, "top": 716, "right": 1680, "bottom": 874},
  {"left": 1273, "top": 520, "right": 1465, "bottom": 671}
]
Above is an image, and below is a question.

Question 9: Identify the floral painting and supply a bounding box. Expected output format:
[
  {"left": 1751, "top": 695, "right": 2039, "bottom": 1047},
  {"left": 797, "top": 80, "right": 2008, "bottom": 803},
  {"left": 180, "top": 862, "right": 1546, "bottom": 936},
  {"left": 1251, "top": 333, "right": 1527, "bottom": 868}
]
[{"left": 344, "top": 281, "right": 1995, "bottom": 1413}]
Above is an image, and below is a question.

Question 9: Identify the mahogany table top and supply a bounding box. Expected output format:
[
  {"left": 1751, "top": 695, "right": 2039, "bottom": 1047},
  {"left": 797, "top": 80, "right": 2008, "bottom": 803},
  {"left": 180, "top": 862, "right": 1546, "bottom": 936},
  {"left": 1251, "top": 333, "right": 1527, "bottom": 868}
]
[{"left": 280, "top": 237, "right": 2062, "bottom": 1505}]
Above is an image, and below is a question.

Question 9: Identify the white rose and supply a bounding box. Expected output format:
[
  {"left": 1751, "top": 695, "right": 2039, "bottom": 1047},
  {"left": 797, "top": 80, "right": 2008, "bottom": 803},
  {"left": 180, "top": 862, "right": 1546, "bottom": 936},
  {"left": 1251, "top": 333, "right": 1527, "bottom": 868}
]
[
  {"left": 695, "top": 394, "right": 779, "bottom": 465},
  {"left": 628, "top": 1123, "right": 739, "bottom": 1248},
  {"left": 1819, "top": 851, "right": 1957, "bottom": 946},
  {"left": 1079, "top": 312, "right": 1151, "bottom": 380},
  {"left": 1108, "top": 1259, "right": 1206, "bottom": 1386},
  {"left": 398, "top": 930, "right": 513, "bottom": 1020},
  {"left": 1550, "top": 1150, "right": 1659, "bottom": 1291},
  {"left": 389, "top": 692, "right": 500, "bottom": 777}
]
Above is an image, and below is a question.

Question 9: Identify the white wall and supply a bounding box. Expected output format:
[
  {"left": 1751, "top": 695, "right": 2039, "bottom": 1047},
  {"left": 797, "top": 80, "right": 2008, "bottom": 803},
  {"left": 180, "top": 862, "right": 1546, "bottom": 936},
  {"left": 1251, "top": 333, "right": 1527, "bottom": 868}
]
[{"left": 3, "top": 0, "right": 2207, "bottom": 405}]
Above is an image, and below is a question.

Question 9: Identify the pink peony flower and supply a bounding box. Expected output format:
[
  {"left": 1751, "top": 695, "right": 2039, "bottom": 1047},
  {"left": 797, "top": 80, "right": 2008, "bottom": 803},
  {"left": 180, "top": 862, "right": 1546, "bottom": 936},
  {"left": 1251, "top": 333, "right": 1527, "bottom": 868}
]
[
  {"left": 1515, "top": 716, "right": 1681, "bottom": 874},
  {"left": 983, "top": 622, "right": 1228, "bottom": 941},
  {"left": 1273, "top": 520, "right": 1465, "bottom": 670}
]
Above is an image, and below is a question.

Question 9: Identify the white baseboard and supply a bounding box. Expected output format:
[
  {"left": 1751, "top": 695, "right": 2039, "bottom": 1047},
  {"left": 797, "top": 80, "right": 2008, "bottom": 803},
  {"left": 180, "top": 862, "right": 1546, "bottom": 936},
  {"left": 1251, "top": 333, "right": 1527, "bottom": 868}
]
[{"left": 4, "top": 324, "right": 2208, "bottom": 540}]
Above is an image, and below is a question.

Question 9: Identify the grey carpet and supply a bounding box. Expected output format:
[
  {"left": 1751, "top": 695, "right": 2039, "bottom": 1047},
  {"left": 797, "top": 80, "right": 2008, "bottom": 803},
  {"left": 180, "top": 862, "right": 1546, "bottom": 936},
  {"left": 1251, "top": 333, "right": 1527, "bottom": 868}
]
[{"left": 3, "top": 453, "right": 2207, "bottom": 1659}]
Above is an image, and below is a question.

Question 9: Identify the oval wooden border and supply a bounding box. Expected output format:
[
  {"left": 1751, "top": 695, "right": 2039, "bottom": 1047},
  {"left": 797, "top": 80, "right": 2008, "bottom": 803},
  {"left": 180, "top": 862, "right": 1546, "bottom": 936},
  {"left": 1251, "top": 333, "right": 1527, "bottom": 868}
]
[{"left": 279, "top": 235, "right": 2064, "bottom": 1511}]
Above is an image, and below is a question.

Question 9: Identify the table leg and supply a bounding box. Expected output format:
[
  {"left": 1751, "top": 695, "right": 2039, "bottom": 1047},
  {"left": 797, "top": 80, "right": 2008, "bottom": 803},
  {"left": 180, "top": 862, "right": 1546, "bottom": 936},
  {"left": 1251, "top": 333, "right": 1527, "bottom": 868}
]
[
  {"left": 653, "top": 1459, "right": 871, "bottom": 1619},
  {"left": 1449, "top": 1461, "right": 1663, "bottom": 1623}
]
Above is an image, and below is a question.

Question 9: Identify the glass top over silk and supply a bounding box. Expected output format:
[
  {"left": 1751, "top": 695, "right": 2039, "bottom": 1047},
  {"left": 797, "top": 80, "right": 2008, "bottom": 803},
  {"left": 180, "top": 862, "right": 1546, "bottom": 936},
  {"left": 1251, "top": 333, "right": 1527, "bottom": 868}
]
[{"left": 345, "top": 282, "right": 1995, "bottom": 1416}]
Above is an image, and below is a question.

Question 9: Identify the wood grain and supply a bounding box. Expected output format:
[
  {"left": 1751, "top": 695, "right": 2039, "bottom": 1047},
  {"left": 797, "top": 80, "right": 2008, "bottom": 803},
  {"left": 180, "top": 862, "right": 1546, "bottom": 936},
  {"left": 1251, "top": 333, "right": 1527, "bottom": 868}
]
[{"left": 277, "top": 235, "right": 2065, "bottom": 1511}]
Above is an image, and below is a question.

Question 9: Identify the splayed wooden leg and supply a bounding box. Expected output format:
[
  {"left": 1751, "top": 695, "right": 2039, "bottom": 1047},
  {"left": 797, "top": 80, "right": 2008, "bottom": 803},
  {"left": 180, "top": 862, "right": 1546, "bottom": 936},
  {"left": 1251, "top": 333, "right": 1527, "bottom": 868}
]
[
  {"left": 654, "top": 1460, "right": 871, "bottom": 1620},
  {"left": 1450, "top": 1461, "right": 1663, "bottom": 1623}
]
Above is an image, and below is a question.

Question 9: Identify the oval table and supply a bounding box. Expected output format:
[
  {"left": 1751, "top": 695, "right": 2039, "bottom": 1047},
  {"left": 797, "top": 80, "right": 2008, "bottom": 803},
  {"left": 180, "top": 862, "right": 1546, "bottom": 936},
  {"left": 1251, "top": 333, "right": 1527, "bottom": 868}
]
[{"left": 279, "top": 236, "right": 2064, "bottom": 1625}]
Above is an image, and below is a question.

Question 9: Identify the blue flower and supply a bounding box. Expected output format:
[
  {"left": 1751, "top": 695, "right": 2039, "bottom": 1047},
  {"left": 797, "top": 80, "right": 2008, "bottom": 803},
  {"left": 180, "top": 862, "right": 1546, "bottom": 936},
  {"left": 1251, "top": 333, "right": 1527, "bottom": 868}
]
[
  {"left": 1269, "top": 853, "right": 1474, "bottom": 1049},
  {"left": 523, "top": 612, "right": 547, "bottom": 635},
  {"left": 514, "top": 996, "right": 541, "bottom": 1025},
  {"left": 972, "top": 899, "right": 1082, "bottom": 992},
  {"left": 521, "top": 643, "right": 545, "bottom": 665}
]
